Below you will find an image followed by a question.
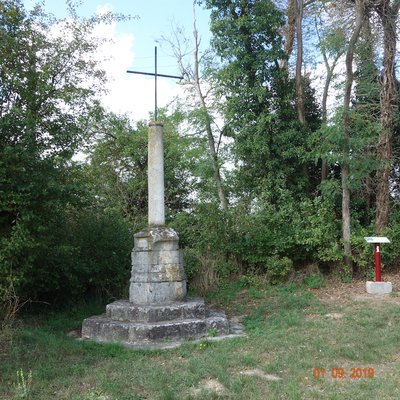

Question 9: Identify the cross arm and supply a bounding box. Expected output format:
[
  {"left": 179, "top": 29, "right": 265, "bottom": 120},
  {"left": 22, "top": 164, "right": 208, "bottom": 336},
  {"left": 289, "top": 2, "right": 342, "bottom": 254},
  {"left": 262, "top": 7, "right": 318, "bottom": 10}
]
[{"left": 127, "top": 70, "right": 183, "bottom": 80}]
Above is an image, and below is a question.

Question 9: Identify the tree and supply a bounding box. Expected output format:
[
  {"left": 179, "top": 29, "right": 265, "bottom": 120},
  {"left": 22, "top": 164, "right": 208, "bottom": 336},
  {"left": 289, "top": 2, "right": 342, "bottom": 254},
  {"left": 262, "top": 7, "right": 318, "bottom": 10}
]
[
  {"left": 87, "top": 110, "right": 197, "bottom": 229},
  {"left": 374, "top": 0, "right": 400, "bottom": 232},
  {"left": 341, "top": 0, "right": 367, "bottom": 271},
  {"left": 0, "top": 0, "right": 131, "bottom": 304},
  {"left": 295, "top": 0, "right": 306, "bottom": 123},
  {"left": 313, "top": 2, "right": 346, "bottom": 181},
  {"left": 352, "top": 15, "right": 381, "bottom": 217},
  {"left": 202, "top": 0, "right": 287, "bottom": 194},
  {"left": 280, "top": 0, "right": 297, "bottom": 71},
  {"left": 161, "top": 1, "right": 228, "bottom": 209}
]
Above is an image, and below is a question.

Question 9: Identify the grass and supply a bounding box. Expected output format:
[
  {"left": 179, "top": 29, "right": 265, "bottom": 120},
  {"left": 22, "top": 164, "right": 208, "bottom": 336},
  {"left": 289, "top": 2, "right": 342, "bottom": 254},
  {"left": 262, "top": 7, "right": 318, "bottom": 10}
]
[{"left": 1, "top": 283, "right": 400, "bottom": 399}]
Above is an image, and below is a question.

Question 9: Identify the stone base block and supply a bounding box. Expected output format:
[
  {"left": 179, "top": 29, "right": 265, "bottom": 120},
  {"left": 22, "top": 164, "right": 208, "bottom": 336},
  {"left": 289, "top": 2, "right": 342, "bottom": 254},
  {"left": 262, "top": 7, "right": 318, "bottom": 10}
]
[
  {"left": 106, "top": 299, "right": 206, "bottom": 322},
  {"left": 82, "top": 316, "right": 207, "bottom": 343},
  {"left": 129, "top": 226, "right": 187, "bottom": 304},
  {"left": 366, "top": 281, "right": 393, "bottom": 294},
  {"left": 129, "top": 281, "right": 186, "bottom": 304}
]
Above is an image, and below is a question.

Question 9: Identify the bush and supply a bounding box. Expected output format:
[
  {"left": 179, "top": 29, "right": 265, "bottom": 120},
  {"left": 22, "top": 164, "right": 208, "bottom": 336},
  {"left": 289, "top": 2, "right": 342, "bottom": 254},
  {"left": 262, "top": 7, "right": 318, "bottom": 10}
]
[
  {"left": 303, "top": 274, "right": 325, "bottom": 289},
  {"left": 67, "top": 209, "right": 133, "bottom": 300},
  {"left": 0, "top": 207, "right": 132, "bottom": 307},
  {"left": 239, "top": 270, "right": 263, "bottom": 288},
  {"left": 172, "top": 207, "right": 240, "bottom": 294},
  {"left": 171, "top": 192, "right": 346, "bottom": 293},
  {"left": 265, "top": 256, "right": 293, "bottom": 284}
]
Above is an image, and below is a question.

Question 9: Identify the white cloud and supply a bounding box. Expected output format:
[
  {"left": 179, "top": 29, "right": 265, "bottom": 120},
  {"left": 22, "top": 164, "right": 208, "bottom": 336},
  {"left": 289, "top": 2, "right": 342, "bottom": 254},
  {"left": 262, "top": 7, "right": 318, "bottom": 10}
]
[{"left": 92, "top": 5, "right": 182, "bottom": 122}]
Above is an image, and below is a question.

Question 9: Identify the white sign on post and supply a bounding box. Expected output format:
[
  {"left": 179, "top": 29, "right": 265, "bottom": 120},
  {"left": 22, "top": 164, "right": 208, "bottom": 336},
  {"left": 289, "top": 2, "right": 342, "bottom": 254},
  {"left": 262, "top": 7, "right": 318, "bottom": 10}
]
[{"left": 364, "top": 237, "right": 390, "bottom": 244}]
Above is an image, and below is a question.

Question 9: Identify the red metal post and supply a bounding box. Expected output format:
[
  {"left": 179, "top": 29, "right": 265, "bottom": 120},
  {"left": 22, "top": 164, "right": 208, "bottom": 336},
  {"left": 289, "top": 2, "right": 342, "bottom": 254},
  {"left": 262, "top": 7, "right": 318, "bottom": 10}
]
[{"left": 374, "top": 243, "right": 382, "bottom": 282}]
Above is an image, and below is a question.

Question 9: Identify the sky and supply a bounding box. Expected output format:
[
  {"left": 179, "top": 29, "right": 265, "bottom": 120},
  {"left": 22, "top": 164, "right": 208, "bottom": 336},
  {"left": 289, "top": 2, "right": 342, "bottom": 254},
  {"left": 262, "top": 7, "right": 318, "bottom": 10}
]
[{"left": 23, "top": 0, "right": 212, "bottom": 122}]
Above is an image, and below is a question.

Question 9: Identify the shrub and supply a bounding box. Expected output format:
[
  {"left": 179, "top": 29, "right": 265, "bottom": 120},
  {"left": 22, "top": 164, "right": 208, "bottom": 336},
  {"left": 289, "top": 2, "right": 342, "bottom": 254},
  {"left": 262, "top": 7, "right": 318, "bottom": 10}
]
[
  {"left": 265, "top": 256, "right": 293, "bottom": 284},
  {"left": 303, "top": 274, "right": 325, "bottom": 289},
  {"left": 0, "top": 207, "right": 132, "bottom": 307}
]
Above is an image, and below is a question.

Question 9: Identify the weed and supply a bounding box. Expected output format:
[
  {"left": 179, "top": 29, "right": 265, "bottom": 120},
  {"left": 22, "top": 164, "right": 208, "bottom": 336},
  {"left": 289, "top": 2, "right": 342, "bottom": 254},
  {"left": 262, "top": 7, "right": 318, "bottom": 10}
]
[
  {"left": 278, "top": 290, "right": 316, "bottom": 311},
  {"left": 208, "top": 327, "right": 217, "bottom": 337},
  {"left": 206, "top": 281, "right": 242, "bottom": 304},
  {"left": 303, "top": 274, "right": 325, "bottom": 289},
  {"left": 239, "top": 271, "right": 262, "bottom": 288},
  {"left": 14, "top": 369, "right": 33, "bottom": 399},
  {"left": 80, "top": 390, "right": 110, "bottom": 400},
  {"left": 266, "top": 256, "right": 293, "bottom": 284},
  {"left": 340, "top": 267, "right": 353, "bottom": 283},
  {"left": 243, "top": 305, "right": 267, "bottom": 333},
  {"left": 198, "top": 340, "right": 211, "bottom": 350},
  {"left": 277, "top": 282, "right": 299, "bottom": 294},
  {"left": 161, "top": 387, "right": 177, "bottom": 400},
  {"left": 234, "top": 303, "right": 245, "bottom": 314},
  {"left": 248, "top": 287, "right": 263, "bottom": 299},
  {"left": 1, "top": 283, "right": 33, "bottom": 331}
]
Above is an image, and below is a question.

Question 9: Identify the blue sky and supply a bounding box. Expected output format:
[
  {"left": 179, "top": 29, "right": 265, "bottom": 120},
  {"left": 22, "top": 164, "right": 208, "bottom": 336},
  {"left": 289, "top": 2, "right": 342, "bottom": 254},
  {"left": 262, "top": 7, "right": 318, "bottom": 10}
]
[
  {"left": 28, "top": 1, "right": 211, "bottom": 72},
  {"left": 23, "top": 0, "right": 212, "bottom": 121}
]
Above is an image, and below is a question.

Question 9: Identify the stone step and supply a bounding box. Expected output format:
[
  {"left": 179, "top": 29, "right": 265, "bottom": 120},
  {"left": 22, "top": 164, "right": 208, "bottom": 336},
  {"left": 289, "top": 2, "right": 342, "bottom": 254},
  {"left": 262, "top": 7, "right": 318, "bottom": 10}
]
[
  {"left": 82, "top": 316, "right": 205, "bottom": 344},
  {"left": 82, "top": 311, "right": 230, "bottom": 345},
  {"left": 206, "top": 310, "right": 230, "bottom": 335},
  {"left": 106, "top": 298, "right": 206, "bottom": 323}
]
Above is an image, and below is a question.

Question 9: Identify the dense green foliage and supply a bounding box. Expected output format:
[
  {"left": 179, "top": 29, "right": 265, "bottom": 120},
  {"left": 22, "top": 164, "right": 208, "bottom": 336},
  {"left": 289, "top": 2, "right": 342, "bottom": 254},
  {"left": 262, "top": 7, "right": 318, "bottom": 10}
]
[{"left": 0, "top": 1, "right": 132, "bottom": 312}]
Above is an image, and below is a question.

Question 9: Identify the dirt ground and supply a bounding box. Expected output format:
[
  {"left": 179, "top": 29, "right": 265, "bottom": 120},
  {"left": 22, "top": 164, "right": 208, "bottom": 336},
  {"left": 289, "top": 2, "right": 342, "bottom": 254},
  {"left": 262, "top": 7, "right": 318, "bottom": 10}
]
[{"left": 311, "top": 271, "right": 400, "bottom": 305}]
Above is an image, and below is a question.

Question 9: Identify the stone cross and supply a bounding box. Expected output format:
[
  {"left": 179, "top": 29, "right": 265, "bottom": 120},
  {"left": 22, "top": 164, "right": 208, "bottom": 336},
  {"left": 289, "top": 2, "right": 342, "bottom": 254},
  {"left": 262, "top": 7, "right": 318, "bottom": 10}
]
[{"left": 81, "top": 49, "right": 230, "bottom": 347}]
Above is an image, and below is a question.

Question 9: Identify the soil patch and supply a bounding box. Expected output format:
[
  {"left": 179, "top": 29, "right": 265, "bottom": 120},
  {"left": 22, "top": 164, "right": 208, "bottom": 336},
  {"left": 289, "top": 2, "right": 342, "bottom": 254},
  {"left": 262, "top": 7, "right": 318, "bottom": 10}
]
[
  {"left": 190, "top": 378, "right": 228, "bottom": 397},
  {"left": 239, "top": 369, "right": 282, "bottom": 381},
  {"left": 311, "top": 272, "right": 400, "bottom": 305}
]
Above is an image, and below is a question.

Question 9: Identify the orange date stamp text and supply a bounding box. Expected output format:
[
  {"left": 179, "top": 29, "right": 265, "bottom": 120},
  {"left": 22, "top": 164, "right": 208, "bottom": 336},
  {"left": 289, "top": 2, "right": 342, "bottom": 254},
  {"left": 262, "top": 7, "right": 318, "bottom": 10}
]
[{"left": 312, "top": 367, "right": 375, "bottom": 379}]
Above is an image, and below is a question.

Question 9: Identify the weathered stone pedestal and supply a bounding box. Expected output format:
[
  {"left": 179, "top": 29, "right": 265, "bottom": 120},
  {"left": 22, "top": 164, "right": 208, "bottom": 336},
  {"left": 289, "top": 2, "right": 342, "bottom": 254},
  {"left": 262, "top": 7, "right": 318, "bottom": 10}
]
[
  {"left": 129, "top": 227, "right": 186, "bottom": 304},
  {"left": 82, "top": 227, "right": 230, "bottom": 347}
]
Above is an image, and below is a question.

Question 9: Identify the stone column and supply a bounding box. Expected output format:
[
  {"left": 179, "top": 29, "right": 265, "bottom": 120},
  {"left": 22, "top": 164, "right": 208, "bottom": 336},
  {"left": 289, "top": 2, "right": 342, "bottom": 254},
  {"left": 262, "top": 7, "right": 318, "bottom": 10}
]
[{"left": 148, "top": 122, "right": 165, "bottom": 226}]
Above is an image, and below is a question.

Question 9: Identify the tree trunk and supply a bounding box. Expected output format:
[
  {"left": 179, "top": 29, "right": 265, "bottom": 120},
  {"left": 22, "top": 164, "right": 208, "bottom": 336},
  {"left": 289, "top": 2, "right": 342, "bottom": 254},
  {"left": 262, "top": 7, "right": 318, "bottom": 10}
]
[
  {"left": 280, "top": 0, "right": 297, "bottom": 70},
  {"left": 295, "top": 0, "right": 306, "bottom": 123},
  {"left": 320, "top": 54, "right": 342, "bottom": 181},
  {"left": 314, "top": 13, "right": 344, "bottom": 182},
  {"left": 375, "top": 0, "right": 400, "bottom": 233},
  {"left": 342, "top": 0, "right": 366, "bottom": 271},
  {"left": 193, "top": 3, "right": 228, "bottom": 209},
  {"left": 320, "top": 65, "right": 334, "bottom": 181}
]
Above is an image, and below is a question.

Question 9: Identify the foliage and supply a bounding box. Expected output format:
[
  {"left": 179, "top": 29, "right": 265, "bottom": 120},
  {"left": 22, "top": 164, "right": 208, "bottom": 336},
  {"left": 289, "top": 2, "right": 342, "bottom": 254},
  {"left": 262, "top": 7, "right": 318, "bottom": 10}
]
[
  {"left": 14, "top": 369, "right": 33, "bottom": 400},
  {"left": 265, "top": 255, "right": 293, "bottom": 284},
  {"left": 173, "top": 194, "right": 345, "bottom": 291},
  {"left": 201, "top": 0, "right": 322, "bottom": 199},
  {"left": 2, "top": 0, "right": 400, "bottom": 314},
  {"left": 59, "top": 208, "right": 132, "bottom": 301},
  {"left": 303, "top": 274, "right": 325, "bottom": 289},
  {"left": 86, "top": 109, "right": 197, "bottom": 228},
  {"left": 0, "top": 1, "right": 132, "bottom": 307}
]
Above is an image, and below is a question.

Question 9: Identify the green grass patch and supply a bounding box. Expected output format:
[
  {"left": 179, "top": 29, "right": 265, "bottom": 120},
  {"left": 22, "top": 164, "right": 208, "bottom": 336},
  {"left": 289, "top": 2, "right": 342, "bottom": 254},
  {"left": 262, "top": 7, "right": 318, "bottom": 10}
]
[{"left": 1, "top": 284, "right": 400, "bottom": 399}]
